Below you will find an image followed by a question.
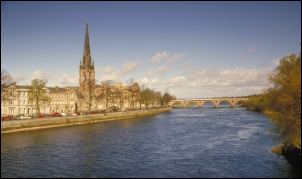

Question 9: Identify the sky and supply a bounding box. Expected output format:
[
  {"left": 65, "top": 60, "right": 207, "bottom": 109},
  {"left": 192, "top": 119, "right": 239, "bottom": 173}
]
[{"left": 1, "top": 1, "right": 301, "bottom": 98}]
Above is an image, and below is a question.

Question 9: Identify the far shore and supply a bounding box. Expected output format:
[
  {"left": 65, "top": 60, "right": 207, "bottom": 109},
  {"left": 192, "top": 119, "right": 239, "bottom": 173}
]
[{"left": 1, "top": 107, "right": 171, "bottom": 134}]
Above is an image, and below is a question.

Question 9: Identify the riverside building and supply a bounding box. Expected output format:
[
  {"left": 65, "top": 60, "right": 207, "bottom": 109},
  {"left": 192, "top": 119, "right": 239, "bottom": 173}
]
[{"left": 1, "top": 24, "right": 143, "bottom": 117}]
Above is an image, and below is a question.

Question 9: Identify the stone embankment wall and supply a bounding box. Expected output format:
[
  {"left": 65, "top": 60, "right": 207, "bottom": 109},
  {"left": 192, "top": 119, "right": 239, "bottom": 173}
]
[{"left": 1, "top": 107, "right": 171, "bottom": 134}]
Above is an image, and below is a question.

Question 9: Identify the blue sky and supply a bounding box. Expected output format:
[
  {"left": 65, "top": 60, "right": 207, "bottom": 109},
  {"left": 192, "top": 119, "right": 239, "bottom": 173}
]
[{"left": 1, "top": 1, "right": 301, "bottom": 98}]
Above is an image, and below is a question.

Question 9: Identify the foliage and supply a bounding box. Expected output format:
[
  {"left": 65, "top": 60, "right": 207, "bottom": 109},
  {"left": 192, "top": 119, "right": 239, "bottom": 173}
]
[
  {"left": 241, "top": 94, "right": 269, "bottom": 112},
  {"left": 162, "top": 92, "right": 177, "bottom": 106},
  {"left": 243, "top": 54, "right": 301, "bottom": 147},
  {"left": 266, "top": 54, "right": 301, "bottom": 147}
]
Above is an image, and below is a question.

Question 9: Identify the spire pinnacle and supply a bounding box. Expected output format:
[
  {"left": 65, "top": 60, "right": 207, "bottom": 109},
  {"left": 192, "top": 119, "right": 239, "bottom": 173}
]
[{"left": 82, "top": 23, "right": 91, "bottom": 66}]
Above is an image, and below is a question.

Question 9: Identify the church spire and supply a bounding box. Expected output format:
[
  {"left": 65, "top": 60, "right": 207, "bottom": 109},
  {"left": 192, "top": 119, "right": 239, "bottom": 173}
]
[{"left": 82, "top": 23, "right": 91, "bottom": 66}]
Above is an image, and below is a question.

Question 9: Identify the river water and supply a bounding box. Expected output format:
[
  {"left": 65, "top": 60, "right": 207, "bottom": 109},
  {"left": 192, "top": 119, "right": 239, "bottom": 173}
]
[{"left": 1, "top": 107, "right": 299, "bottom": 177}]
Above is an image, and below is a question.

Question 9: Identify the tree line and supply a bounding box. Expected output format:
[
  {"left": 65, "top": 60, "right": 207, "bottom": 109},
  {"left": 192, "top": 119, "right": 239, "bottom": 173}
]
[
  {"left": 241, "top": 54, "right": 301, "bottom": 148},
  {"left": 1, "top": 72, "right": 176, "bottom": 116},
  {"left": 96, "top": 78, "right": 176, "bottom": 110}
]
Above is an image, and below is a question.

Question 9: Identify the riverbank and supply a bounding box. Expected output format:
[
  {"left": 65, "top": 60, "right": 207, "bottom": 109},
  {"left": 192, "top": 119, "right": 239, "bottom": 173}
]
[
  {"left": 243, "top": 106, "right": 301, "bottom": 171},
  {"left": 1, "top": 107, "right": 171, "bottom": 134}
]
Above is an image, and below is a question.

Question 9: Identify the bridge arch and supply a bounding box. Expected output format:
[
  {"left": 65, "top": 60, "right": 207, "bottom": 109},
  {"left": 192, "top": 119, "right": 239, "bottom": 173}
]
[
  {"left": 219, "top": 99, "right": 238, "bottom": 107},
  {"left": 169, "top": 98, "right": 248, "bottom": 108},
  {"left": 236, "top": 99, "right": 245, "bottom": 106},
  {"left": 201, "top": 100, "right": 219, "bottom": 108},
  {"left": 186, "top": 101, "right": 203, "bottom": 107},
  {"left": 169, "top": 101, "right": 186, "bottom": 107}
]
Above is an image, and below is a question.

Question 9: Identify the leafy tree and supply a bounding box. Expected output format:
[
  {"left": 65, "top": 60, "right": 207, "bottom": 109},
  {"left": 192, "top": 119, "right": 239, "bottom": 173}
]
[
  {"left": 243, "top": 54, "right": 301, "bottom": 147},
  {"left": 266, "top": 54, "right": 301, "bottom": 147}
]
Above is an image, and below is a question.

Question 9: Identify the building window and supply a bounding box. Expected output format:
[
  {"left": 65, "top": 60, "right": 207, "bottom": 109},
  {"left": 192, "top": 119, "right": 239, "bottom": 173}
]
[{"left": 9, "top": 108, "right": 15, "bottom": 114}]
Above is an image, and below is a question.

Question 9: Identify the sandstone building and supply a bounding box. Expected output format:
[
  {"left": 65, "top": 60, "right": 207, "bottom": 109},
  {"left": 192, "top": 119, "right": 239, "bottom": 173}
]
[{"left": 1, "top": 24, "right": 142, "bottom": 117}]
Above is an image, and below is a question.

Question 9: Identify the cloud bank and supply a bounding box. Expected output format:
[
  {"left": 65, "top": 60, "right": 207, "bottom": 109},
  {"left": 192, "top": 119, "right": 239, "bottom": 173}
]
[{"left": 11, "top": 51, "right": 278, "bottom": 98}]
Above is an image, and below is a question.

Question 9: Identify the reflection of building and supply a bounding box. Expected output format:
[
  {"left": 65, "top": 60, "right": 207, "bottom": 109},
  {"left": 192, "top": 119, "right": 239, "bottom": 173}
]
[{"left": 1, "top": 24, "right": 141, "bottom": 117}]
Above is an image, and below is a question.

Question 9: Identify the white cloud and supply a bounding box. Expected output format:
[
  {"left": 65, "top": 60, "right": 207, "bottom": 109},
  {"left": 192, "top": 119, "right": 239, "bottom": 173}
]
[
  {"left": 140, "top": 77, "right": 158, "bottom": 85},
  {"left": 138, "top": 67, "right": 273, "bottom": 98},
  {"left": 171, "top": 76, "right": 186, "bottom": 83},
  {"left": 12, "top": 70, "right": 78, "bottom": 87},
  {"left": 12, "top": 74, "right": 31, "bottom": 85},
  {"left": 151, "top": 51, "right": 184, "bottom": 64},
  {"left": 141, "top": 77, "right": 148, "bottom": 84},
  {"left": 163, "top": 67, "right": 273, "bottom": 98},
  {"left": 96, "top": 66, "right": 114, "bottom": 74},
  {"left": 58, "top": 73, "right": 78, "bottom": 87},
  {"left": 272, "top": 58, "right": 280, "bottom": 66},
  {"left": 96, "top": 60, "right": 141, "bottom": 82},
  {"left": 146, "top": 65, "right": 170, "bottom": 78},
  {"left": 121, "top": 61, "right": 140, "bottom": 75}
]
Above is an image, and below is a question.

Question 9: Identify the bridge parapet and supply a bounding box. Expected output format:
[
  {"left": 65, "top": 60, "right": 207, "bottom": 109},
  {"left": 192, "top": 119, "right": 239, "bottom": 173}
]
[{"left": 168, "top": 97, "right": 248, "bottom": 108}]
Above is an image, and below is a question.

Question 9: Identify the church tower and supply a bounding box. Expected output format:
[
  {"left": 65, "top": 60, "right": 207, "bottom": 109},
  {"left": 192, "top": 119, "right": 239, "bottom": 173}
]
[{"left": 79, "top": 24, "right": 96, "bottom": 111}]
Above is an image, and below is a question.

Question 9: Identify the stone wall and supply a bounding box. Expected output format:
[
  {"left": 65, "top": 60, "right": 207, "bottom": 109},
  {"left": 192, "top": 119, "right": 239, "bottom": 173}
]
[{"left": 1, "top": 107, "right": 171, "bottom": 133}]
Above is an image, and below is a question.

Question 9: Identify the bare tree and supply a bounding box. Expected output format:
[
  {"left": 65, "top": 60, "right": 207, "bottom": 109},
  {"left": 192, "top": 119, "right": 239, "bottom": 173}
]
[
  {"left": 162, "top": 91, "right": 176, "bottom": 106},
  {"left": 115, "top": 88, "right": 125, "bottom": 110},
  {"left": 28, "top": 79, "right": 51, "bottom": 117},
  {"left": 139, "top": 84, "right": 146, "bottom": 109},
  {"left": 98, "top": 80, "right": 114, "bottom": 109},
  {"left": 1, "top": 69, "right": 14, "bottom": 102},
  {"left": 127, "top": 78, "right": 140, "bottom": 109},
  {"left": 156, "top": 91, "right": 162, "bottom": 107}
]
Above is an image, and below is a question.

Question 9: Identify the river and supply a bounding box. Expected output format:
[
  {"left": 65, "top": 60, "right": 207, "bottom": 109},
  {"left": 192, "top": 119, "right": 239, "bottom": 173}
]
[{"left": 1, "top": 106, "right": 299, "bottom": 177}]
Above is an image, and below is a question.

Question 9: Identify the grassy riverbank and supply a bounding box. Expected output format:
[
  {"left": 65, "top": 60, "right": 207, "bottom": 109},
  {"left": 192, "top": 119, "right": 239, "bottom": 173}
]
[{"left": 1, "top": 107, "right": 171, "bottom": 134}]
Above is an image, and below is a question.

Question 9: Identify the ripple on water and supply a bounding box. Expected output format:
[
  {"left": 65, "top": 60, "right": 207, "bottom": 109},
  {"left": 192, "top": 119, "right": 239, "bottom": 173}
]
[{"left": 1, "top": 108, "right": 298, "bottom": 178}]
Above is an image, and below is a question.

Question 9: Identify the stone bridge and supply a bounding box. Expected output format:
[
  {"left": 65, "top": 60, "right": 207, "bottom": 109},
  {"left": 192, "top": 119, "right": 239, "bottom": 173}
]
[{"left": 168, "top": 97, "right": 248, "bottom": 108}]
